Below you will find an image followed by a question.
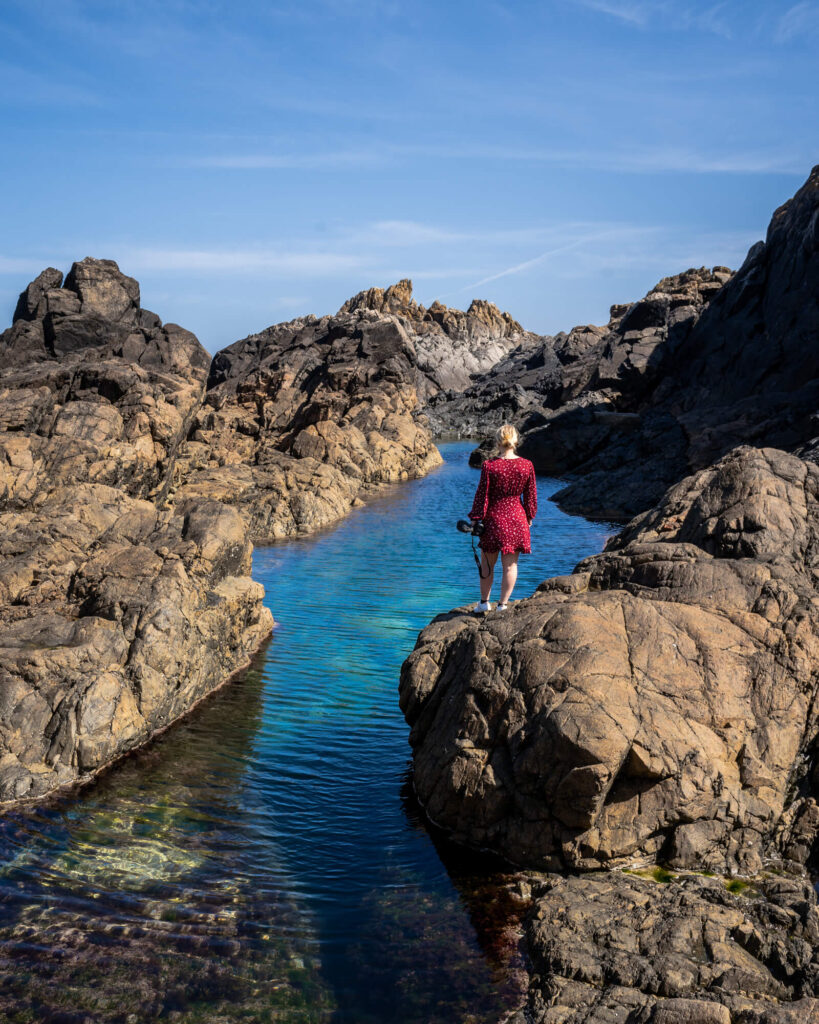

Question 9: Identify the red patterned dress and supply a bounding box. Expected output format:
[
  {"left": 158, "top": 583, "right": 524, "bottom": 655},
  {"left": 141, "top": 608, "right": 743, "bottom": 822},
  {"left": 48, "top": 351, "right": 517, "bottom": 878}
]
[{"left": 469, "top": 456, "right": 538, "bottom": 554}]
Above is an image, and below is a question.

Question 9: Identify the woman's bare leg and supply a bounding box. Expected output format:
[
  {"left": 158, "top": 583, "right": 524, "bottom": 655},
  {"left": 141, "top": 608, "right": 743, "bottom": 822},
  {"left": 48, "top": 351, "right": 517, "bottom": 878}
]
[
  {"left": 480, "top": 549, "right": 499, "bottom": 602},
  {"left": 499, "top": 552, "right": 519, "bottom": 605}
]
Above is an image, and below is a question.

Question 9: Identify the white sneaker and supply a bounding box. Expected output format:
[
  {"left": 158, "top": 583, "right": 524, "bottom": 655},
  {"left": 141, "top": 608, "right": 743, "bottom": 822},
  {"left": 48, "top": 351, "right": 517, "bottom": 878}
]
[
  {"left": 473, "top": 601, "right": 492, "bottom": 613},
  {"left": 496, "top": 604, "right": 508, "bottom": 612}
]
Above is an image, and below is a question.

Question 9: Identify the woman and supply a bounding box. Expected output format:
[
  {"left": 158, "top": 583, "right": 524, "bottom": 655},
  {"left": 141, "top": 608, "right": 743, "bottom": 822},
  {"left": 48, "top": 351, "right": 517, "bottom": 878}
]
[{"left": 468, "top": 423, "right": 537, "bottom": 612}]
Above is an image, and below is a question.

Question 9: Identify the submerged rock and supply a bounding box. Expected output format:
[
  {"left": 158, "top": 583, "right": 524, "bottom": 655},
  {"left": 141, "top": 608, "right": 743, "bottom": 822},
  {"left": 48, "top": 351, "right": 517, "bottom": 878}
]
[
  {"left": 0, "top": 259, "right": 273, "bottom": 805},
  {"left": 400, "top": 446, "right": 819, "bottom": 876}
]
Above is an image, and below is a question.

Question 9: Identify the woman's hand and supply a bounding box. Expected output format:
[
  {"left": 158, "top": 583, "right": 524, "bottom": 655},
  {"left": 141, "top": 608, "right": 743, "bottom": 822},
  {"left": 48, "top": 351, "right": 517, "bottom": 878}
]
[{"left": 527, "top": 518, "right": 532, "bottom": 527}]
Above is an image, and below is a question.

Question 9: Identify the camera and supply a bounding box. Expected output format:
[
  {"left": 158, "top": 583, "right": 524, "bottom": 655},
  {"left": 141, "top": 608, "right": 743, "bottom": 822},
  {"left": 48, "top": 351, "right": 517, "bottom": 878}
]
[{"left": 457, "top": 519, "right": 484, "bottom": 537}]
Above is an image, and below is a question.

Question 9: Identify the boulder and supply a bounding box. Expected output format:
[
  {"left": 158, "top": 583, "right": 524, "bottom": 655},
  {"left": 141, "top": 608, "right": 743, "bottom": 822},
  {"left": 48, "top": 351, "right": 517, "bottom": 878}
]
[
  {"left": 400, "top": 446, "right": 819, "bottom": 875},
  {"left": 63, "top": 256, "right": 141, "bottom": 323}
]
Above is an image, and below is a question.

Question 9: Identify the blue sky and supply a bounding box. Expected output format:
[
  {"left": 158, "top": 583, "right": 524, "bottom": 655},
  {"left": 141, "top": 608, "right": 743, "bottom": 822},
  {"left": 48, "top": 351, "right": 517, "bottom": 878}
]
[{"left": 1, "top": 0, "right": 816, "bottom": 353}]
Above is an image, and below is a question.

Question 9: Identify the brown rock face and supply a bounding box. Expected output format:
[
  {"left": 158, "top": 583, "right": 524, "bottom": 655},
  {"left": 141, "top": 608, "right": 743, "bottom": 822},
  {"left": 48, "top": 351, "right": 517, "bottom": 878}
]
[
  {"left": 0, "top": 262, "right": 460, "bottom": 806},
  {"left": 339, "top": 278, "right": 535, "bottom": 398},
  {"left": 173, "top": 307, "right": 443, "bottom": 542},
  {"left": 400, "top": 446, "right": 819, "bottom": 876},
  {"left": 0, "top": 259, "right": 273, "bottom": 804},
  {"left": 1, "top": 258, "right": 210, "bottom": 504},
  {"left": 518, "top": 872, "right": 819, "bottom": 1023}
]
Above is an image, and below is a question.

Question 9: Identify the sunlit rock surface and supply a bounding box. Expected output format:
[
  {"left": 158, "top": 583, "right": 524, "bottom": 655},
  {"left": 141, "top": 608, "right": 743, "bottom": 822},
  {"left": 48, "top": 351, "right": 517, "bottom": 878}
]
[
  {"left": 173, "top": 303, "right": 444, "bottom": 542},
  {"left": 513, "top": 871, "right": 819, "bottom": 1024},
  {"left": 401, "top": 446, "right": 819, "bottom": 876},
  {"left": 0, "top": 259, "right": 273, "bottom": 804},
  {"left": 339, "top": 278, "right": 535, "bottom": 398}
]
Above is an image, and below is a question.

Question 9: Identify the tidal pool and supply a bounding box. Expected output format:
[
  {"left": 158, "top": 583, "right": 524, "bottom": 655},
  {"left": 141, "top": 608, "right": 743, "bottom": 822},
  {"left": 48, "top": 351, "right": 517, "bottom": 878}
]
[{"left": 0, "top": 442, "right": 613, "bottom": 1023}]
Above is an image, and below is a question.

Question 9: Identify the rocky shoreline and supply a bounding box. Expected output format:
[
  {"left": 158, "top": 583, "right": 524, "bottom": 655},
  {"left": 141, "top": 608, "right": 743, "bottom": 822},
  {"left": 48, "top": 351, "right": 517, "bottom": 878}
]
[
  {"left": 0, "top": 263, "right": 527, "bottom": 806},
  {"left": 3, "top": 160, "right": 819, "bottom": 1021},
  {"left": 400, "top": 166, "right": 819, "bottom": 1022}
]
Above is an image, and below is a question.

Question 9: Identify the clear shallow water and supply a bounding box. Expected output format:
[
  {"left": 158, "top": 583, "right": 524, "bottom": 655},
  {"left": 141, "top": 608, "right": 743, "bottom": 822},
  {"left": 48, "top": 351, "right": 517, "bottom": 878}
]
[{"left": 0, "top": 443, "right": 613, "bottom": 1023}]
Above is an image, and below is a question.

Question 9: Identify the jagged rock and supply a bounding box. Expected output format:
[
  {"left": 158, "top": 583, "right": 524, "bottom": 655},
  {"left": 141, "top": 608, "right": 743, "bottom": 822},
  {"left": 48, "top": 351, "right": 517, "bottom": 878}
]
[
  {"left": 432, "top": 264, "right": 733, "bottom": 471},
  {"left": 0, "top": 260, "right": 273, "bottom": 804},
  {"left": 12, "top": 267, "right": 65, "bottom": 322},
  {"left": 340, "top": 277, "right": 420, "bottom": 318},
  {"left": 519, "top": 871, "right": 819, "bottom": 1023},
  {"left": 174, "top": 307, "right": 443, "bottom": 541},
  {"left": 400, "top": 446, "right": 819, "bottom": 875},
  {"left": 428, "top": 266, "right": 731, "bottom": 444},
  {"left": 515, "top": 166, "right": 819, "bottom": 518},
  {"left": 339, "top": 278, "right": 536, "bottom": 398}
]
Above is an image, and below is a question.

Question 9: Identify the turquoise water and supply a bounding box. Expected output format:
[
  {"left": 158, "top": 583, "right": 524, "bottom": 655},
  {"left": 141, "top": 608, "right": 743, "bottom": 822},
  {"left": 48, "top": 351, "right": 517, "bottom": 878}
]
[{"left": 0, "top": 443, "right": 613, "bottom": 1023}]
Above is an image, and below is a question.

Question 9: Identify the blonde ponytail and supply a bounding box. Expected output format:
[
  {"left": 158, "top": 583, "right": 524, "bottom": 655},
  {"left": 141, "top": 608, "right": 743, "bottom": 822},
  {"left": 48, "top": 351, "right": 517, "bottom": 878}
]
[{"left": 495, "top": 423, "right": 519, "bottom": 453}]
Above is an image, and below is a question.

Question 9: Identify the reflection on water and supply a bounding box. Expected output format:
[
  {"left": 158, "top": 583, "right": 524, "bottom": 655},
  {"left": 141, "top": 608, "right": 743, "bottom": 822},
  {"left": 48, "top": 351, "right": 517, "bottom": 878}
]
[
  {"left": 0, "top": 659, "right": 331, "bottom": 1022},
  {"left": 0, "top": 443, "right": 613, "bottom": 1022}
]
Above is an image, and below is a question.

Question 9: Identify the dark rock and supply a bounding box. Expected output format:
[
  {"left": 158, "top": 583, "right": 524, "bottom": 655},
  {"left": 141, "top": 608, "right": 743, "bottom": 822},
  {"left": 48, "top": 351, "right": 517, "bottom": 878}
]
[
  {"left": 515, "top": 167, "right": 819, "bottom": 518},
  {"left": 428, "top": 266, "right": 729, "bottom": 445},
  {"left": 12, "top": 267, "right": 63, "bottom": 322}
]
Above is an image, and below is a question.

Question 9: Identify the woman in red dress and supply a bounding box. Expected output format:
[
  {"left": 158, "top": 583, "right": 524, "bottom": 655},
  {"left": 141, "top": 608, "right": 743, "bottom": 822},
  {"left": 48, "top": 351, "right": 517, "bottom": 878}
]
[{"left": 468, "top": 423, "right": 537, "bottom": 612}]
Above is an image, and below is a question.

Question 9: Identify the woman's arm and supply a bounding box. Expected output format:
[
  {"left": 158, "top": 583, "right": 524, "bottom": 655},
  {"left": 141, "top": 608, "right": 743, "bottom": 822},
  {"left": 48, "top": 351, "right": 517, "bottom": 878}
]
[
  {"left": 523, "top": 461, "right": 537, "bottom": 522},
  {"left": 469, "top": 462, "right": 490, "bottom": 520}
]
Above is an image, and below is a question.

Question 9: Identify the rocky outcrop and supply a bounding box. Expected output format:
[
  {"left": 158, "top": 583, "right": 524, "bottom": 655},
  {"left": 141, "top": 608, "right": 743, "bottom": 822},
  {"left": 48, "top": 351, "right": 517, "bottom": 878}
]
[
  {"left": 1, "top": 262, "right": 210, "bottom": 504},
  {"left": 427, "top": 266, "right": 731, "bottom": 443},
  {"left": 173, "top": 306, "right": 443, "bottom": 542},
  {"left": 0, "top": 259, "right": 273, "bottom": 804},
  {"left": 400, "top": 446, "right": 819, "bottom": 876},
  {"left": 426, "top": 168, "right": 819, "bottom": 521},
  {"left": 517, "top": 167, "right": 819, "bottom": 518},
  {"left": 403, "top": 441, "right": 819, "bottom": 1018},
  {"left": 340, "top": 279, "right": 537, "bottom": 398},
  {"left": 516, "top": 871, "right": 819, "bottom": 1023}
]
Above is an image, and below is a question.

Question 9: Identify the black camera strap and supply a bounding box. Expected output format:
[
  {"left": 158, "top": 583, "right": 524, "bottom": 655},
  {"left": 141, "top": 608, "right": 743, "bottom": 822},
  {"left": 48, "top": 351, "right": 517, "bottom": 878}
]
[{"left": 472, "top": 534, "right": 491, "bottom": 578}]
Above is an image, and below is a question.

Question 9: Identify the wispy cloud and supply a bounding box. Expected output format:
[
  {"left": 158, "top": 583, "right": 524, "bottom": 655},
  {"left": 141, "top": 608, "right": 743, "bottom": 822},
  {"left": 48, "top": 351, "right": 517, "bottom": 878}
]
[
  {"left": 0, "top": 219, "right": 764, "bottom": 293},
  {"left": 774, "top": 2, "right": 819, "bottom": 42},
  {"left": 572, "top": 0, "right": 734, "bottom": 37},
  {"left": 442, "top": 226, "right": 657, "bottom": 296},
  {"left": 184, "top": 141, "right": 808, "bottom": 176},
  {"left": 352, "top": 220, "right": 599, "bottom": 247},
  {"left": 575, "top": 0, "right": 650, "bottom": 25},
  {"left": 190, "top": 151, "right": 385, "bottom": 170},
  {"left": 119, "top": 248, "right": 366, "bottom": 274}
]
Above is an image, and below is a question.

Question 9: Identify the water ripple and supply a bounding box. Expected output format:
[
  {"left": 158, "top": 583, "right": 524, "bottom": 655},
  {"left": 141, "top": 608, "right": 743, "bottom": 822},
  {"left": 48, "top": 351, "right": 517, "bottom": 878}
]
[{"left": 0, "top": 442, "right": 613, "bottom": 1023}]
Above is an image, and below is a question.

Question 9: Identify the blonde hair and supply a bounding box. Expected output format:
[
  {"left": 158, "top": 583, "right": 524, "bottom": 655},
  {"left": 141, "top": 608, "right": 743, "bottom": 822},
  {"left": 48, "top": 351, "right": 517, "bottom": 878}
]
[{"left": 495, "top": 423, "right": 519, "bottom": 452}]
